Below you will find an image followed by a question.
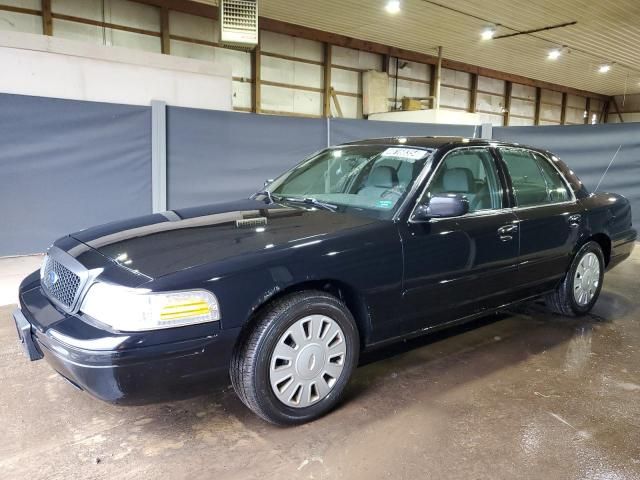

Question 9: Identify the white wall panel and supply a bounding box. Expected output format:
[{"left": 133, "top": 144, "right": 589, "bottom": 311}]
[
  {"left": 512, "top": 83, "right": 536, "bottom": 100},
  {"left": 541, "top": 88, "right": 562, "bottom": 105},
  {"left": 0, "top": 32, "right": 232, "bottom": 110},
  {"left": 508, "top": 117, "right": 535, "bottom": 126},
  {"left": 232, "top": 81, "right": 251, "bottom": 109},
  {"left": 510, "top": 98, "right": 535, "bottom": 117},
  {"left": 214, "top": 46, "right": 251, "bottom": 78},
  {"left": 261, "top": 30, "right": 322, "bottom": 62},
  {"left": 567, "top": 94, "right": 586, "bottom": 109},
  {"left": 111, "top": 29, "right": 161, "bottom": 53},
  {"left": 169, "top": 10, "right": 217, "bottom": 42},
  {"left": 333, "top": 94, "right": 360, "bottom": 119},
  {"left": 331, "top": 67, "right": 359, "bottom": 94},
  {"left": 478, "top": 112, "right": 504, "bottom": 126},
  {"left": 170, "top": 39, "right": 215, "bottom": 61},
  {"left": 478, "top": 76, "right": 504, "bottom": 95},
  {"left": 53, "top": 19, "right": 104, "bottom": 45},
  {"left": 565, "top": 107, "right": 585, "bottom": 124},
  {"left": 442, "top": 68, "right": 470, "bottom": 88},
  {"left": 0, "top": 0, "right": 41, "bottom": 8},
  {"left": 388, "top": 79, "right": 429, "bottom": 101},
  {"left": 541, "top": 103, "right": 561, "bottom": 122},
  {"left": 477, "top": 92, "right": 504, "bottom": 113},
  {"left": 440, "top": 85, "right": 469, "bottom": 110},
  {"left": 0, "top": 11, "right": 42, "bottom": 35},
  {"left": 332, "top": 45, "right": 381, "bottom": 70},
  {"left": 108, "top": 0, "right": 159, "bottom": 32},
  {"left": 389, "top": 58, "right": 429, "bottom": 81},
  {"left": 261, "top": 84, "right": 322, "bottom": 116},
  {"left": 262, "top": 56, "right": 322, "bottom": 88},
  {"left": 52, "top": 0, "right": 103, "bottom": 21}
]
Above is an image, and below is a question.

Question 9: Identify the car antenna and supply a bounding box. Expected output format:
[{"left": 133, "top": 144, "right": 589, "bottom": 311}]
[{"left": 594, "top": 145, "right": 622, "bottom": 193}]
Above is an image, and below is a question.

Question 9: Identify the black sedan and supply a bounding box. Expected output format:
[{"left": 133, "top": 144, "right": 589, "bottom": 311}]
[{"left": 14, "top": 137, "right": 636, "bottom": 425}]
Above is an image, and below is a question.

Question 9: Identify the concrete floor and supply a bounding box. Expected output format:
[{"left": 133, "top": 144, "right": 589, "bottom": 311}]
[{"left": 1, "top": 250, "right": 639, "bottom": 480}]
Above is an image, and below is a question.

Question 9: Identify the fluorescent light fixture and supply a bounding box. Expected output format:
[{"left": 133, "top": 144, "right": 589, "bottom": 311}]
[
  {"left": 385, "top": 0, "right": 400, "bottom": 14},
  {"left": 481, "top": 26, "right": 496, "bottom": 40},
  {"left": 598, "top": 64, "right": 611, "bottom": 73},
  {"left": 547, "top": 48, "right": 562, "bottom": 60}
]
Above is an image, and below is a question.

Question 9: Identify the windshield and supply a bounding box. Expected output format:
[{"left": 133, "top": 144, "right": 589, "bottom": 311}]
[{"left": 266, "top": 145, "right": 433, "bottom": 219}]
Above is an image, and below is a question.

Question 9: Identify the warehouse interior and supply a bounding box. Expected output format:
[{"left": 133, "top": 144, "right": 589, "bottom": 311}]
[{"left": 1, "top": 1, "right": 639, "bottom": 479}]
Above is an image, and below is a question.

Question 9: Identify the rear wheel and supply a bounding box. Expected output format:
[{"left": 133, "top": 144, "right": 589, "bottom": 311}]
[
  {"left": 230, "top": 290, "right": 359, "bottom": 425},
  {"left": 545, "top": 241, "right": 604, "bottom": 316}
]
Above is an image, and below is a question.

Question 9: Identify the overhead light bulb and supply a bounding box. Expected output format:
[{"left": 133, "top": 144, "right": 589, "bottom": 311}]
[
  {"left": 385, "top": 0, "right": 401, "bottom": 14},
  {"left": 598, "top": 64, "right": 611, "bottom": 73},
  {"left": 481, "top": 26, "right": 496, "bottom": 40},
  {"left": 547, "top": 48, "right": 562, "bottom": 60}
]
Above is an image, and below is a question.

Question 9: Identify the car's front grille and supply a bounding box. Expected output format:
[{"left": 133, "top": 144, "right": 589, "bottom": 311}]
[{"left": 41, "top": 255, "right": 82, "bottom": 309}]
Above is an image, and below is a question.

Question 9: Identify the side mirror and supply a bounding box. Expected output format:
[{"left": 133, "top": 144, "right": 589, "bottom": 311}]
[
  {"left": 411, "top": 194, "right": 469, "bottom": 222},
  {"left": 263, "top": 178, "right": 275, "bottom": 188}
]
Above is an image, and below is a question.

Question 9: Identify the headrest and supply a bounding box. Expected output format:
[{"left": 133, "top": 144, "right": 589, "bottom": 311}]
[
  {"left": 367, "top": 166, "right": 398, "bottom": 188},
  {"left": 443, "top": 168, "right": 474, "bottom": 192}
]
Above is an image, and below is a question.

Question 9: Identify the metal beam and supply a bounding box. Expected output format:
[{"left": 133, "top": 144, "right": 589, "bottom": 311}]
[{"left": 151, "top": 100, "right": 167, "bottom": 213}]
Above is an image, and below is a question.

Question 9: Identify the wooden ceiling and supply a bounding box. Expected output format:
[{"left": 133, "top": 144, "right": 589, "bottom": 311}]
[{"left": 189, "top": 0, "right": 640, "bottom": 96}]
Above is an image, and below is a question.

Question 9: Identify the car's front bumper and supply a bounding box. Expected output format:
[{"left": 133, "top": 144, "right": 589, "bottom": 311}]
[{"left": 15, "top": 281, "right": 241, "bottom": 405}]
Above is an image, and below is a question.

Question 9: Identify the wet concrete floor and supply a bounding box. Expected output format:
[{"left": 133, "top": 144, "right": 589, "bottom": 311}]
[{"left": 1, "top": 248, "right": 639, "bottom": 479}]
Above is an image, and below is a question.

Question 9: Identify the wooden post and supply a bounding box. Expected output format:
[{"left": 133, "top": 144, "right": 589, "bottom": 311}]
[
  {"left": 429, "top": 62, "right": 436, "bottom": 109},
  {"left": 469, "top": 73, "right": 478, "bottom": 113},
  {"left": 534, "top": 87, "right": 542, "bottom": 125},
  {"left": 251, "top": 40, "right": 261, "bottom": 114},
  {"left": 560, "top": 92, "right": 567, "bottom": 125},
  {"left": 434, "top": 46, "right": 442, "bottom": 111},
  {"left": 323, "top": 43, "right": 332, "bottom": 117},
  {"left": 503, "top": 81, "right": 512, "bottom": 126},
  {"left": 584, "top": 97, "right": 591, "bottom": 124},
  {"left": 42, "top": 0, "right": 53, "bottom": 36},
  {"left": 160, "top": 7, "right": 170, "bottom": 54}
]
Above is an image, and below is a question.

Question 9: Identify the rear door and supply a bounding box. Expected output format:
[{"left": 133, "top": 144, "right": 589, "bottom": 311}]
[
  {"left": 388, "top": 147, "right": 520, "bottom": 341},
  {"left": 497, "top": 147, "right": 583, "bottom": 296}
]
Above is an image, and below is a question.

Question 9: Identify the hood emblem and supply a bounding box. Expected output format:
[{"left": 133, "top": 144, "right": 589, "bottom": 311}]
[{"left": 47, "top": 270, "right": 59, "bottom": 285}]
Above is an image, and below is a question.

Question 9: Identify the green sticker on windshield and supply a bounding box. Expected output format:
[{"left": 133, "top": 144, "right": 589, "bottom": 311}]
[{"left": 376, "top": 200, "right": 394, "bottom": 209}]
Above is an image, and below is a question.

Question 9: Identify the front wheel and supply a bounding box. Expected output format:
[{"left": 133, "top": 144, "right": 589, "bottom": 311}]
[
  {"left": 545, "top": 241, "right": 605, "bottom": 316},
  {"left": 230, "top": 290, "right": 359, "bottom": 425}
]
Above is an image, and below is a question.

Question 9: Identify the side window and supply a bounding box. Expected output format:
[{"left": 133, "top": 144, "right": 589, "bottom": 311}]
[
  {"left": 427, "top": 149, "right": 503, "bottom": 213},
  {"left": 532, "top": 153, "right": 572, "bottom": 203},
  {"left": 500, "top": 149, "right": 571, "bottom": 207}
]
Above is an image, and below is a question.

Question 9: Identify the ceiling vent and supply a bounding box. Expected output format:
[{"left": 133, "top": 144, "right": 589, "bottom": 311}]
[{"left": 219, "top": 0, "right": 258, "bottom": 50}]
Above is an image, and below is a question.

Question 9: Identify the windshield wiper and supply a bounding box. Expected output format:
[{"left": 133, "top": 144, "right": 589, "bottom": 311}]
[
  {"left": 281, "top": 196, "right": 338, "bottom": 212},
  {"left": 252, "top": 191, "right": 281, "bottom": 204}
]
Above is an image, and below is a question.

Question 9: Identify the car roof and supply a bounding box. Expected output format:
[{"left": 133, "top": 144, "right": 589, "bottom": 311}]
[{"left": 341, "top": 136, "right": 518, "bottom": 150}]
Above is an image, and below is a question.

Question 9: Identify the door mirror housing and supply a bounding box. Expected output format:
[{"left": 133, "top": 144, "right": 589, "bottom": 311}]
[
  {"left": 263, "top": 178, "right": 275, "bottom": 188},
  {"left": 411, "top": 194, "right": 469, "bottom": 222}
]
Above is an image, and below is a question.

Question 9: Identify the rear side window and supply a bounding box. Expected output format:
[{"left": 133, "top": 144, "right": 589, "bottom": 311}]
[{"left": 500, "top": 148, "right": 571, "bottom": 207}]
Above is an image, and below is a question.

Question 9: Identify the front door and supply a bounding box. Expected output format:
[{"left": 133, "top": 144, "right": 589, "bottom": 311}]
[{"left": 387, "top": 147, "right": 520, "bottom": 341}]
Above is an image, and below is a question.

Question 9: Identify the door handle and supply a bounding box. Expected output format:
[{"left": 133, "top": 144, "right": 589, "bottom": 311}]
[
  {"left": 497, "top": 224, "right": 519, "bottom": 241},
  {"left": 568, "top": 214, "right": 582, "bottom": 228}
]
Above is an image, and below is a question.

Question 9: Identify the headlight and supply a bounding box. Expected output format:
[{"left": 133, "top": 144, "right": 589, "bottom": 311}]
[{"left": 80, "top": 282, "right": 220, "bottom": 332}]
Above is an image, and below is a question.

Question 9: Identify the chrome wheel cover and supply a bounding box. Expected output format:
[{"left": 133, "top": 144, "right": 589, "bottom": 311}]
[
  {"left": 269, "top": 314, "right": 346, "bottom": 408},
  {"left": 573, "top": 252, "right": 600, "bottom": 306}
]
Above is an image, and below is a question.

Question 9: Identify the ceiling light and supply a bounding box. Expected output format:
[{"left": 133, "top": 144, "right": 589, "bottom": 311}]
[
  {"left": 598, "top": 64, "right": 611, "bottom": 73},
  {"left": 481, "top": 26, "right": 496, "bottom": 40},
  {"left": 547, "top": 48, "right": 562, "bottom": 60},
  {"left": 385, "top": 0, "right": 401, "bottom": 14}
]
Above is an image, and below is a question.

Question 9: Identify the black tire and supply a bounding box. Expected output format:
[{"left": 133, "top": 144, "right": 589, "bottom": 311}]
[
  {"left": 230, "top": 290, "right": 360, "bottom": 425},
  {"left": 545, "top": 241, "right": 605, "bottom": 316}
]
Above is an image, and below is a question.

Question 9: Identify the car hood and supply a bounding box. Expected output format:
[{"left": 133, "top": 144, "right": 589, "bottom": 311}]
[{"left": 70, "top": 199, "right": 377, "bottom": 279}]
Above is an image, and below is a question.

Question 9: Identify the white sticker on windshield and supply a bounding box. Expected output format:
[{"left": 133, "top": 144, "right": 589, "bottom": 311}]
[{"left": 381, "top": 147, "right": 428, "bottom": 161}]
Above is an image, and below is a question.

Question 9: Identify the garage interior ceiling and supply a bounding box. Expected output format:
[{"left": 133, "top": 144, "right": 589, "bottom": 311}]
[{"left": 196, "top": 0, "right": 640, "bottom": 96}]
